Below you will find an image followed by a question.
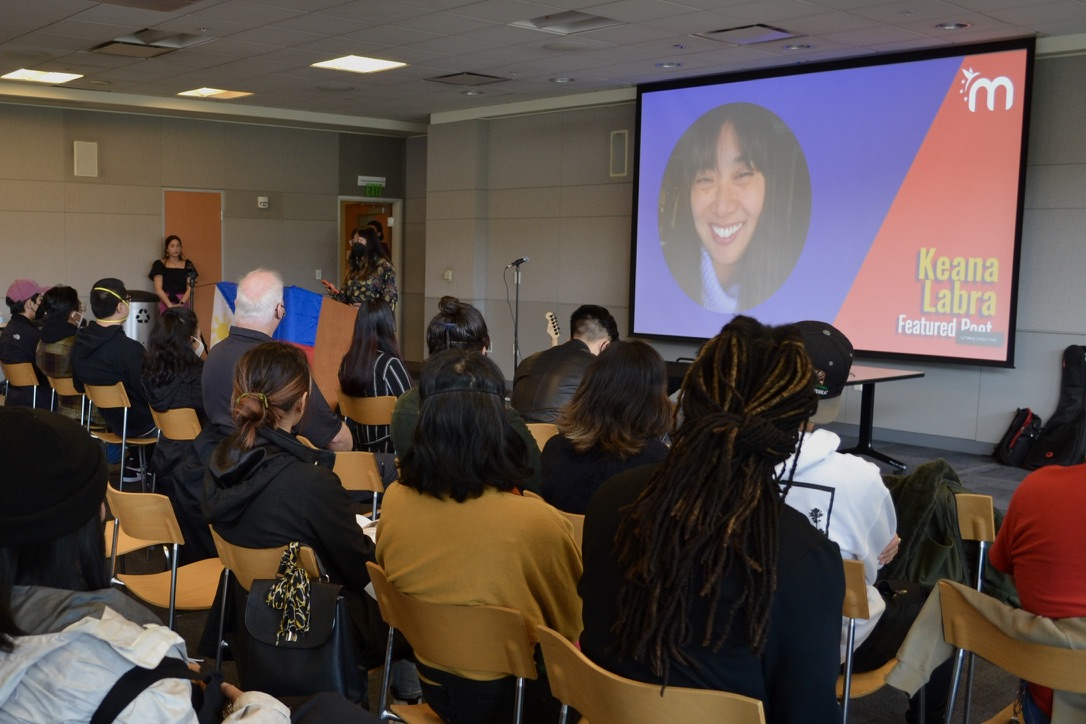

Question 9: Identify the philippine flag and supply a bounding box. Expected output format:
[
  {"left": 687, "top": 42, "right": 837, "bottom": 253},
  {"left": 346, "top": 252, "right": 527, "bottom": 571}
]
[{"left": 209, "top": 282, "right": 357, "bottom": 408}]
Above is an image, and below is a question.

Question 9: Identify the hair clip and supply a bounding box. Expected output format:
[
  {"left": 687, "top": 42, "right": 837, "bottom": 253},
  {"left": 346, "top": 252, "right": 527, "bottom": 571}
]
[{"left": 236, "top": 391, "right": 269, "bottom": 409}]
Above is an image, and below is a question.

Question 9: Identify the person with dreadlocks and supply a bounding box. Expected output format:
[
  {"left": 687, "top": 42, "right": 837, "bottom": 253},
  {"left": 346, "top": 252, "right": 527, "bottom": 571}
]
[{"left": 578, "top": 315, "right": 844, "bottom": 724}]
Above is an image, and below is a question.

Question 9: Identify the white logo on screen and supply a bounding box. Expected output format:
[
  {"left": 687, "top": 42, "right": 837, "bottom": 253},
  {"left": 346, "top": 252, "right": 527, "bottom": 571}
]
[{"left": 960, "top": 67, "right": 1014, "bottom": 112}]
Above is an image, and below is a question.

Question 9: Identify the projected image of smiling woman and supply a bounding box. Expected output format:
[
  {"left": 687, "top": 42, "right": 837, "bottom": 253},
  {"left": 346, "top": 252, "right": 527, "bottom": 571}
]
[{"left": 660, "top": 103, "right": 811, "bottom": 313}]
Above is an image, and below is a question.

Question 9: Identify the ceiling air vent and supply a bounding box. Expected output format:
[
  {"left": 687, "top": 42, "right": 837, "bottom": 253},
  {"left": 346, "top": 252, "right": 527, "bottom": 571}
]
[
  {"left": 424, "top": 72, "right": 506, "bottom": 87},
  {"left": 696, "top": 24, "right": 802, "bottom": 46},
  {"left": 91, "top": 29, "right": 214, "bottom": 58},
  {"left": 510, "top": 11, "right": 625, "bottom": 35}
]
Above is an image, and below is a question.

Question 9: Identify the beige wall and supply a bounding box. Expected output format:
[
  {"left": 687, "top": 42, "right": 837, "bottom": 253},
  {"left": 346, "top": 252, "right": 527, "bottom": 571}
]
[
  {"left": 420, "top": 55, "right": 1086, "bottom": 452},
  {"left": 0, "top": 105, "right": 402, "bottom": 306}
]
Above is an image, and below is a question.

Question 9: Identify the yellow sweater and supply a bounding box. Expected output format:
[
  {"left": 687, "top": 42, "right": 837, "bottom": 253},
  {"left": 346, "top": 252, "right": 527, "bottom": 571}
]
[{"left": 376, "top": 484, "right": 583, "bottom": 680}]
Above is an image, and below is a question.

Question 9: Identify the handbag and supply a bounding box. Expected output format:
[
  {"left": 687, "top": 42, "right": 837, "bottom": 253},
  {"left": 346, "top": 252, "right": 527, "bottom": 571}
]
[{"left": 234, "top": 578, "right": 362, "bottom": 700}]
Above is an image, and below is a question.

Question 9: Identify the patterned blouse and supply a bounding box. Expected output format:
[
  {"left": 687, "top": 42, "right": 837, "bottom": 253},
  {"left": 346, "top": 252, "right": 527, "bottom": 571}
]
[{"left": 330, "top": 258, "right": 397, "bottom": 308}]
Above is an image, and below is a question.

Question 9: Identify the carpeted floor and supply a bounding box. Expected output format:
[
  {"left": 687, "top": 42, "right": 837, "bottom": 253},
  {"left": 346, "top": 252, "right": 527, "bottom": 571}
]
[{"left": 122, "top": 438, "right": 1034, "bottom": 722}]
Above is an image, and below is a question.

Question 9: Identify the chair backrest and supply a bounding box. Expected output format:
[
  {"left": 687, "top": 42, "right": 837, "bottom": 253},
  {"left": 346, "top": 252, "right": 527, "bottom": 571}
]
[
  {"left": 955, "top": 494, "right": 995, "bottom": 543},
  {"left": 536, "top": 625, "right": 766, "bottom": 724},
  {"left": 527, "top": 423, "right": 558, "bottom": 451},
  {"left": 46, "top": 375, "right": 80, "bottom": 397},
  {"left": 84, "top": 381, "right": 131, "bottom": 410},
  {"left": 841, "top": 558, "right": 871, "bottom": 620},
  {"left": 151, "top": 407, "right": 202, "bottom": 440},
  {"left": 209, "top": 526, "right": 322, "bottom": 591},
  {"left": 105, "top": 486, "right": 184, "bottom": 546},
  {"left": 332, "top": 450, "right": 385, "bottom": 493},
  {"left": 938, "top": 580, "right": 1086, "bottom": 693},
  {"left": 337, "top": 392, "right": 397, "bottom": 426},
  {"left": 366, "top": 562, "right": 538, "bottom": 681},
  {"left": 1, "top": 361, "right": 39, "bottom": 387},
  {"left": 562, "top": 511, "right": 585, "bottom": 549}
]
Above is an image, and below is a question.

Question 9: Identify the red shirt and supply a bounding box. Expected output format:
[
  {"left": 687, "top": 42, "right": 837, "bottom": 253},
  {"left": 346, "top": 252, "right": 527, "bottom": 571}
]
[{"left": 990, "top": 464, "right": 1086, "bottom": 715}]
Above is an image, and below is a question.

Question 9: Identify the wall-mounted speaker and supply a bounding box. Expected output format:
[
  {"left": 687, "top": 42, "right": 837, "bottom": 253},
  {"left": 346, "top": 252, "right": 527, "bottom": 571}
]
[
  {"left": 610, "top": 130, "right": 628, "bottom": 178},
  {"left": 74, "top": 141, "right": 98, "bottom": 177}
]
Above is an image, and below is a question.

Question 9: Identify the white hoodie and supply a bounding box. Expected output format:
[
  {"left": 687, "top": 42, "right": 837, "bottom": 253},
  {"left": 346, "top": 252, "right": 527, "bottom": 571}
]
[{"left": 777, "top": 429, "right": 897, "bottom": 663}]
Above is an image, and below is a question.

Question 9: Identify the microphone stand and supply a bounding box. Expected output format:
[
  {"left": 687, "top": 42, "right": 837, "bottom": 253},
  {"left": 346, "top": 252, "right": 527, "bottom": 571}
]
[{"left": 513, "top": 263, "right": 522, "bottom": 373}]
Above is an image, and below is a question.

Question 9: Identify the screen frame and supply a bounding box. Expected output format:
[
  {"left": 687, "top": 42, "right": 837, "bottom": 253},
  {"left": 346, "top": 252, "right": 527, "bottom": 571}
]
[{"left": 628, "top": 37, "right": 1035, "bottom": 368}]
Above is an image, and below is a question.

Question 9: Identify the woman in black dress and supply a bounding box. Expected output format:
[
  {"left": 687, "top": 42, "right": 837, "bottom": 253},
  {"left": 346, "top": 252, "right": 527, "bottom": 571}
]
[{"left": 149, "top": 235, "right": 196, "bottom": 312}]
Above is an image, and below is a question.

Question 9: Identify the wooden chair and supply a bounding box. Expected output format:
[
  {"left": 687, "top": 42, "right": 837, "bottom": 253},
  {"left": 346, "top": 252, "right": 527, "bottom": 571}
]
[
  {"left": 521, "top": 491, "right": 583, "bottom": 549},
  {"left": 84, "top": 382, "right": 158, "bottom": 491},
  {"left": 208, "top": 527, "right": 322, "bottom": 670},
  {"left": 366, "top": 561, "right": 539, "bottom": 724},
  {"left": 332, "top": 450, "right": 386, "bottom": 519},
  {"left": 46, "top": 374, "right": 87, "bottom": 424},
  {"left": 2, "top": 361, "right": 40, "bottom": 408},
  {"left": 838, "top": 559, "right": 898, "bottom": 722},
  {"left": 337, "top": 391, "right": 397, "bottom": 426},
  {"left": 945, "top": 494, "right": 997, "bottom": 723},
  {"left": 939, "top": 579, "right": 1086, "bottom": 723},
  {"left": 151, "top": 406, "right": 202, "bottom": 440},
  {"left": 527, "top": 422, "right": 559, "bottom": 451},
  {"left": 536, "top": 625, "right": 766, "bottom": 724},
  {"left": 104, "top": 486, "right": 223, "bottom": 630}
]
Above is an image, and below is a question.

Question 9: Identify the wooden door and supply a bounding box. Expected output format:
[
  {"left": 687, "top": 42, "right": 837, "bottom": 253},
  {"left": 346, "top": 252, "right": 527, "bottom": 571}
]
[
  {"left": 339, "top": 201, "right": 391, "bottom": 284},
  {"left": 164, "top": 191, "right": 222, "bottom": 343}
]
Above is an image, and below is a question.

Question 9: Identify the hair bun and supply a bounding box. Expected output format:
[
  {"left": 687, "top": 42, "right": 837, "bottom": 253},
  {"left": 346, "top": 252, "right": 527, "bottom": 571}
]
[{"left": 438, "top": 296, "right": 461, "bottom": 314}]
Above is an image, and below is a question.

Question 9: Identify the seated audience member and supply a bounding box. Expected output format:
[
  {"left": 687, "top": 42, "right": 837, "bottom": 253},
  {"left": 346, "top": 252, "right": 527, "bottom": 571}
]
[
  {"left": 204, "top": 342, "right": 386, "bottom": 668},
  {"left": 0, "top": 407, "right": 290, "bottom": 723},
  {"left": 541, "top": 340, "right": 671, "bottom": 514},
  {"left": 202, "top": 268, "right": 350, "bottom": 452},
  {"left": 781, "top": 321, "right": 897, "bottom": 661},
  {"left": 0, "top": 278, "right": 49, "bottom": 409},
  {"left": 989, "top": 462, "right": 1086, "bottom": 723},
  {"left": 377, "top": 349, "right": 582, "bottom": 724},
  {"left": 35, "top": 285, "right": 85, "bottom": 420},
  {"left": 71, "top": 278, "right": 156, "bottom": 439},
  {"left": 511, "top": 304, "right": 618, "bottom": 423},
  {"left": 143, "top": 306, "right": 212, "bottom": 561},
  {"left": 390, "top": 295, "right": 543, "bottom": 492},
  {"left": 781, "top": 321, "right": 948, "bottom": 721},
  {"left": 579, "top": 316, "right": 844, "bottom": 724},
  {"left": 338, "top": 299, "right": 411, "bottom": 453}
]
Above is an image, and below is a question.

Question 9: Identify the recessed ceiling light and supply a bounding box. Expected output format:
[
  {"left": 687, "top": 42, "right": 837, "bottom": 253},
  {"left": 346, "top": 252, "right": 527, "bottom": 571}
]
[
  {"left": 784, "top": 43, "right": 812, "bottom": 50},
  {"left": 1, "top": 69, "right": 82, "bottom": 84},
  {"left": 935, "top": 22, "right": 970, "bottom": 30},
  {"left": 178, "top": 87, "right": 253, "bottom": 99},
  {"left": 311, "top": 55, "right": 405, "bottom": 74},
  {"left": 462, "top": 90, "right": 483, "bottom": 96},
  {"left": 551, "top": 77, "right": 574, "bottom": 83},
  {"left": 656, "top": 62, "right": 682, "bottom": 69}
]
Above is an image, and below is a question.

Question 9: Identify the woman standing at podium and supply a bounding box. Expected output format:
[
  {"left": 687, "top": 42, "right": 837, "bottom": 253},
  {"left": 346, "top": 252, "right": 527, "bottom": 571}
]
[{"left": 149, "top": 235, "right": 196, "bottom": 312}]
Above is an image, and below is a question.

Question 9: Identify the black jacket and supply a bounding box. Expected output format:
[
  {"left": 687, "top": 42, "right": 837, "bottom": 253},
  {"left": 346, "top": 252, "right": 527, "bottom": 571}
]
[
  {"left": 0, "top": 314, "right": 48, "bottom": 408},
  {"left": 510, "top": 339, "right": 595, "bottom": 423},
  {"left": 204, "top": 427, "right": 374, "bottom": 596},
  {"left": 71, "top": 322, "right": 154, "bottom": 436},
  {"left": 203, "top": 427, "right": 386, "bottom": 664}
]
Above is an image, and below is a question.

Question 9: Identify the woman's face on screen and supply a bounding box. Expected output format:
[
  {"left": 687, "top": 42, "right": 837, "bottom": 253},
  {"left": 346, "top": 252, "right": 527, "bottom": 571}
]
[{"left": 689, "top": 122, "right": 765, "bottom": 286}]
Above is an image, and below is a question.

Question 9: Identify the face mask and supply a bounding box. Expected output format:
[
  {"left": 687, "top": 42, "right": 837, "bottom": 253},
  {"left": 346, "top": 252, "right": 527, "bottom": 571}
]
[
  {"left": 70, "top": 312, "right": 83, "bottom": 327},
  {"left": 192, "top": 336, "right": 205, "bottom": 358}
]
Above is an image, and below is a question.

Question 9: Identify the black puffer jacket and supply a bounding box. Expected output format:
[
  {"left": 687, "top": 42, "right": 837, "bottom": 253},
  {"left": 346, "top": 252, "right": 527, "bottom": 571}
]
[{"left": 510, "top": 339, "right": 594, "bottom": 423}]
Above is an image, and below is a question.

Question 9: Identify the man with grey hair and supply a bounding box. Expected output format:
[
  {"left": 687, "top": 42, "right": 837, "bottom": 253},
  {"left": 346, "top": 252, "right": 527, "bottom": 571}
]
[{"left": 202, "top": 268, "right": 351, "bottom": 451}]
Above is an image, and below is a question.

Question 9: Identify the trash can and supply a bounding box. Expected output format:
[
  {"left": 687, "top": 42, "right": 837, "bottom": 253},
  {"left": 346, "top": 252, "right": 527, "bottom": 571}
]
[{"left": 123, "top": 290, "right": 160, "bottom": 346}]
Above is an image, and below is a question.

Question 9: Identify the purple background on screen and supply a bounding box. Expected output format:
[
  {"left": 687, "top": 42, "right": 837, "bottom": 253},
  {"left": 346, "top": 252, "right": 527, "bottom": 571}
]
[{"left": 632, "top": 55, "right": 964, "bottom": 338}]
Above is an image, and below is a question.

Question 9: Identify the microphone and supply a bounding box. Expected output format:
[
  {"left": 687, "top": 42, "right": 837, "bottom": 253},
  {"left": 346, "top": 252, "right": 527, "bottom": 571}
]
[{"left": 506, "top": 256, "right": 530, "bottom": 269}]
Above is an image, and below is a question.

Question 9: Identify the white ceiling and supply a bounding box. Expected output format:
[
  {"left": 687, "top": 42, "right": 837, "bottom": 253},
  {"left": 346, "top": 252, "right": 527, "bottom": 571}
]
[{"left": 1, "top": 0, "right": 1085, "bottom": 136}]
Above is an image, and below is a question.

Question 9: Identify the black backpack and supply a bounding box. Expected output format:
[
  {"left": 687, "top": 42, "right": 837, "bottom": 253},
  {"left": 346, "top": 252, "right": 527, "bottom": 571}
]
[
  {"left": 1025, "top": 345, "right": 1086, "bottom": 469},
  {"left": 993, "top": 407, "right": 1042, "bottom": 467}
]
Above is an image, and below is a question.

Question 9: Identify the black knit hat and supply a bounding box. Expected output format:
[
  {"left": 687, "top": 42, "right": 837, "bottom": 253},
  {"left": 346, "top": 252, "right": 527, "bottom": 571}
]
[{"left": 0, "top": 408, "right": 107, "bottom": 546}]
